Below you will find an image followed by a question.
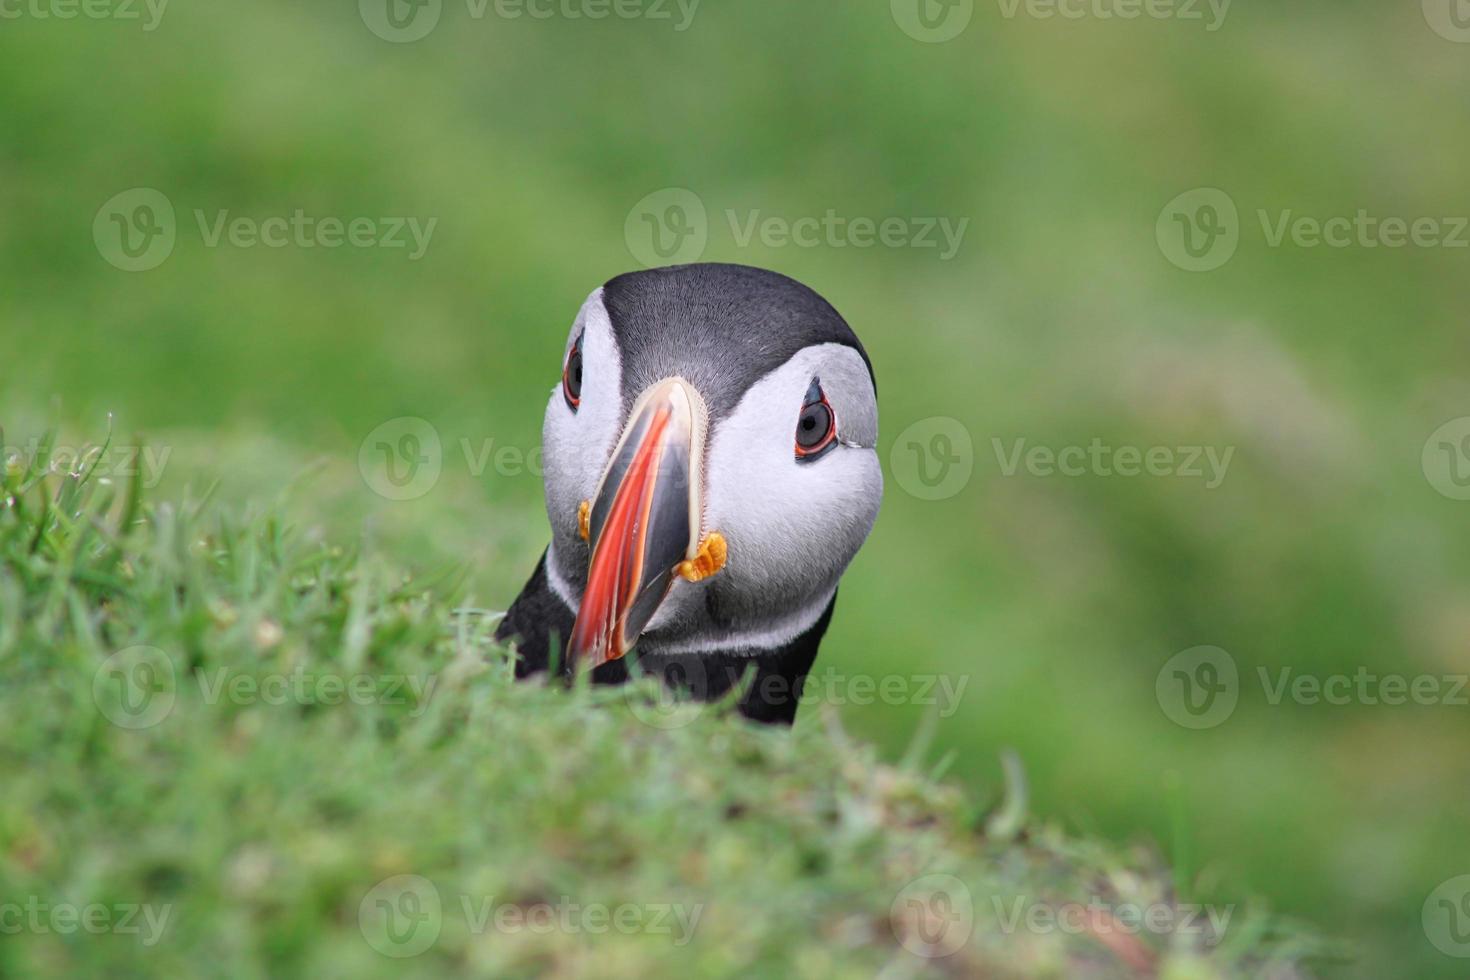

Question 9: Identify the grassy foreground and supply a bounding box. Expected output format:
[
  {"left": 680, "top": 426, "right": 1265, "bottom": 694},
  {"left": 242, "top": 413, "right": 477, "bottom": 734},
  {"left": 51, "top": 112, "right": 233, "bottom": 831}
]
[
  {"left": 5, "top": 6, "right": 1469, "bottom": 972},
  {"left": 0, "top": 434, "right": 1313, "bottom": 978}
]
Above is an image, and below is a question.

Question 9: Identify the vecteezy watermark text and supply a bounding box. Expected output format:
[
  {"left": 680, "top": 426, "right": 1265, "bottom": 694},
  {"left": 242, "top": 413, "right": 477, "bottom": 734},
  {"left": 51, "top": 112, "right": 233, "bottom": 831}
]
[
  {"left": 0, "top": 898, "right": 172, "bottom": 946},
  {"left": 358, "top": 876, "right": 702, "bottom": 958},
  {"left": 1157, "top": 188, "right": 1470, "bottom": 271},
  {"left": 993, "top": 895, "right": 1233, "bottom": 941},
  {"left": 459, "top": 894, "right": 702, "bottom": 944},
  {"left": 194, "top": 210, "right": 436, "bottom": 259},
  {"left": 93, "top": 188, "right": 437, "bottom": 272},
  {"left": 621, "top": 665, "right": 972, "bottom": 730},
  {"left": 470, "top": 0, "right": 698, "bottom": 27},
  {"left": 995, "top": 0, "right": 1230, "bottom": 30},
  {"left": 1258, "top": 210, "right": 1470, "bottom": 250},
  {"left": 623, "top": 189, "right": 969, "bottom": 268},
  {"left": 890, "top": 0, "right": 1227, "bottom": 43},
  {"left": 1156, "top": 645, "right": 1470, "bottom": 730},
  {"left": 726, "top": 210, "right": 969, "bottom": 261},
  {"left": 3, "top": 440, "right": 172, "bottom": 489},
  {"left": 1258, "top": 666, "right": 1468, "bottom": 708},
  {"left": 0, "top": 0, "right": 167, "bottom": 30},
  {"left": 359, "top": 0, "right": 699, "bottom": 43},
  {"left": 193, "top": 667, "right": 439, "bottom": 716},
  {"left": 92, "top": 646, "right": 441, "bottom": 730},
  {"left": 775, "top": 668, "right": 969, "bottom": 717},
  {"left": 993, "top": 437, "right": 1234, "bottom": 488}
]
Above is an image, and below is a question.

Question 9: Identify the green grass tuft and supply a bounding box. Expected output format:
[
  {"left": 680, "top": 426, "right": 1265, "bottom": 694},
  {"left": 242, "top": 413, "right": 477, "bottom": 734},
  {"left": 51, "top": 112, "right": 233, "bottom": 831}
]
[{"left": 0, "top": 434, "right": 1316, "bottom": 977}]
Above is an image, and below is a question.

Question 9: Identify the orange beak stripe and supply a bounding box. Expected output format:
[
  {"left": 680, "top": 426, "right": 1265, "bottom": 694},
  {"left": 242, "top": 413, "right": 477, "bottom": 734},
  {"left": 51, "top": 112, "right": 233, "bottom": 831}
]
[{"left": 568, "top": 401, "right": 674, "bottom": 668}]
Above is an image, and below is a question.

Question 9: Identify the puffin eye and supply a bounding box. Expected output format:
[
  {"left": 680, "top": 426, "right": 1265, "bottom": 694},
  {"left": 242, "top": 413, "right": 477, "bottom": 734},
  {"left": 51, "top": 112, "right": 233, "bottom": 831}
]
[
  {"left": 562, "top": 332, "right": 584, "bottom": 410},
  {"left": 794, "top": 378, "right": 837, "bottom": 461}
]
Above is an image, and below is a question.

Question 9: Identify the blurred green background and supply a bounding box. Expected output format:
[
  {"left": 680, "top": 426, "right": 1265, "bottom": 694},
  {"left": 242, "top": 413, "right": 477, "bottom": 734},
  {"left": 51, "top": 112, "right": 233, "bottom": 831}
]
[{"left": 3, "top": 1, "right": 1468, "bottom": 975}]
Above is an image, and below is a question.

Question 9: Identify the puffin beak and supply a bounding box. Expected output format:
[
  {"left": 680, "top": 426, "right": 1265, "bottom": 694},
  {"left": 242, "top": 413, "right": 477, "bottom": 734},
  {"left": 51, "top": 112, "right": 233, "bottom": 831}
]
[{"left": 569, "top": 377, "right": 705, "bottom": 669}]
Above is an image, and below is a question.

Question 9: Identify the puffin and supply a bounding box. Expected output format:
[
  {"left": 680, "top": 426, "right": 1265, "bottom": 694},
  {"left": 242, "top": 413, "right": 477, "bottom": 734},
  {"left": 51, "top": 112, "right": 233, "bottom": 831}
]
[{"left": 495, "top": 263, "right": 881, "bottom": 724}]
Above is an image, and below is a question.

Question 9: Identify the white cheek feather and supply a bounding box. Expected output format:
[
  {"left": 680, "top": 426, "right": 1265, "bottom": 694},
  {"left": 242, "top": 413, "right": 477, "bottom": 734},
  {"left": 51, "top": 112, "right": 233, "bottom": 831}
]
[
  {"left": 541, "top": 289, "right": 625, "bottom": 558},
  {"left": 681, "top": 344, "right": 881, "bottom": 649}
]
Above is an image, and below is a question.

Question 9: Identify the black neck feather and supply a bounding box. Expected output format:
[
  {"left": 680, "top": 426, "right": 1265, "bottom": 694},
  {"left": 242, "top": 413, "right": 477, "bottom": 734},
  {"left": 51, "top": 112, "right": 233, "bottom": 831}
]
[{"left": 496, "top": 551, "right": 834, "bottom": 725}]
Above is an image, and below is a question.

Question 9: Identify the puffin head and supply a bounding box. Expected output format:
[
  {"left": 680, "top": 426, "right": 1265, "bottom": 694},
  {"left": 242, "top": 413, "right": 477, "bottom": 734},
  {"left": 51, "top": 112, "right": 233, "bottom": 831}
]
[{"left": 537, "top": 263, "right": 882, "bottom": 671}]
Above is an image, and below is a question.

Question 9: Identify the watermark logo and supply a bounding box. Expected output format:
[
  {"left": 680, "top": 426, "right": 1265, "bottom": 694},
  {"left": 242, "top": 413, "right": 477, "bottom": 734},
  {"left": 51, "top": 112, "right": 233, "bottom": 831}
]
[
  {"left": 1423, "top": 0, "right": 1470, "bottom": 43},
  {"left": 359, "top": 417, "right": 444, "bottom": 501},
  {"left": 622, "top": 658, "right": 709, "bottom": 730},
  {"left": 1156, "top": 645, "right": 1238, "bottom": 730},
  {"left": 360, "top": 0, "right": 442, "bottom": 41},
  {"left": 1424, "top": 875, "right": 1470, "bottom": 957},
  {"left": 890, "top": 417, "right": 975, "bottom": 500},
  {"left": 891, "top": 0, "right": 974, "bottom": 43},
  {"left": 360, "top": 875, "right": 443, "bottom": 957},
  {"left": 625, "top": 187, "right": 708, "bottom": 267},
  {"left": 1423, "top": 417, "right": 1470, "bottom": 500},
  {"left": 1156, "top": 188, "right": 1239, "bottom": 272},
  {"left": 94, "top": 188, "right": 176, "bottom": 272},
  {"left": 92, "top": 646, "right": 177, "bottom": 729},
  {"left": 890, "top": 873, "right": 974, "bottom": 957}
]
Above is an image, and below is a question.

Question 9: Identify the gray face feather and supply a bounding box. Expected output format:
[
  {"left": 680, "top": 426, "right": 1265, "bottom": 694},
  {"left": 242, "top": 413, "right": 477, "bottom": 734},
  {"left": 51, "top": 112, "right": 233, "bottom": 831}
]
[
  {"left": 601, "top": 263, "right": 874, "bottom": 419},
  {"left": 540, "top": 263, "right": 882, "bottom": 657}
]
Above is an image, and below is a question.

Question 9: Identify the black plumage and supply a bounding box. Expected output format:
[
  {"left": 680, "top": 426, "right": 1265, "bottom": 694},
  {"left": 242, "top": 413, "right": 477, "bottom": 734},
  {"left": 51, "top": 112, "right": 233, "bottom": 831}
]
[{"left": 497, "top": 551, "right": 834, "bottom": 725}]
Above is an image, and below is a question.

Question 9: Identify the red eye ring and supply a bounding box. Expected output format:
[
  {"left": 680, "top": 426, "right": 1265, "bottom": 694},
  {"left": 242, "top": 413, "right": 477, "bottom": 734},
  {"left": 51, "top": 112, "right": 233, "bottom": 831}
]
[
  {"left": 562, "top": 333, "right": 583, "bottom": 410},
  {"left": 794, "top": 380, "right": 837, "bottom": 460}
]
